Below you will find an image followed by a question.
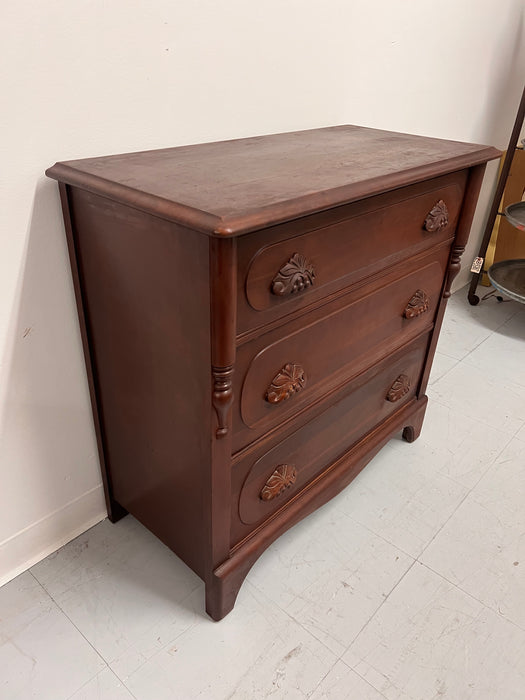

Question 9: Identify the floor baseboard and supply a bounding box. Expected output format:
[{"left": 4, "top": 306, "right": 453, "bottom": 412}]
[{"left": 0, "top": 485, "right": 107, "bottom": 587}]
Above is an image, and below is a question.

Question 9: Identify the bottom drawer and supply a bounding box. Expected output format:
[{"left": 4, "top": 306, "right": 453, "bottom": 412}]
[{"left": 231, "top": 333, "right": 430, "bottom": 546}]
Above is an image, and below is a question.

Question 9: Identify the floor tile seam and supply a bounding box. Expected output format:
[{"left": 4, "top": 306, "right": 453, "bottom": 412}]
[
  {"left": 338, "top": 658, "right": 391, "bottom": 699},
  {"left": 333, "top": 509, "right": 418, "bottom": 562},
  {"left": 464, "top": 306, "right": 525, "bottom": 334},
  {"left": 245, "top": 581, "right": 344, "bottom": 662},
  {"left": 351, "top": 665, "right": 406, "bottom": 700},
  {"left": 264, "top": 566, "right": 405, "bottom": 663},
  {"left": 457, "top": 310, "right": 525, "bottom": 358},
  {"left": 433, "top": 347, "right": 462, "bottom": 361},
  {"left": 428, "top": 358, "right": 461, "bottom": 386},
  {"left": 112, "top": 579, "right": 340, "bottom": 691},
  {"left": 301, "top": 509, "right": 418, "bottom": 585},
  {"left": 304, "top": 664, "right": 335, "bottom": 699},
  {"left": 417, "top": 560, "right": 525, "bottom": 634},
  {"left": 64, "top": 667, "right": 139, "bottom": 700},
  {"left": 106, "top": 587, "right": 207, "bottom": 685},
  {"left": 277, "top": 608, "right": 347, "bottom": 661},
  {"left": 427, "top": 395, "right": 524, "bottom": 438},
  {"left": 64, "top": 673, "right": 99, "bottom": 700},
  {"left": 342, "top": 489, "right": 472, "bottom": 562},
  {"left": 431, "top": 345, "right": 468, "bottom": 363},
  {"left": 30, "top": 551, "right": 204, "bottom": 668},
  {"left": 28, "top": 569, "right": 111, "bottom": 672},
  {"left": 221, "top": 588, "right": 342, "bottom": 700},
  {"left": 436, "top": 427, "right": 517, "bottom": 495},
  {"left": 146, "top": 585, "right": 204, "bottom": 648},
  {"left": 414, "top": 478, "right": 479, "bottom": 566},
  {"left": 332, "top": 558, "right": 419, "bottom": 660},
  {"left": 460, "top": 427, "right": 521, "bottom": 497},
  {"left": 492, "top": 304, "right": 525, "bottom": 329},
  {"left": 221, "top": 642, "right": 295, "bottom": 700},
  {"left": 244, "top": 519, "right": 417, "bottom": 660},
  {"left": 109, "top": 653, "right": 151, "bottom": 694},
  {"left": 434, "top": 326, "right": 500, "bottom": 369},
  {"left": 439, "top": 340, "right": 484, "bottom": 367},
  {"left": 460, "top": 349, "right": 525, "bottom": 381}
]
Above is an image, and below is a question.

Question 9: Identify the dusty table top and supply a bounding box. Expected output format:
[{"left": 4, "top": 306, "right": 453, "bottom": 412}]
[{"left": 46, "top": 125, "right": 500, "bottom": 235}]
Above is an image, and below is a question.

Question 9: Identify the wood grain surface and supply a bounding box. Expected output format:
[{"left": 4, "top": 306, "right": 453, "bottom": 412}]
[{"left": 46, "top": 125, "right": 500, "bottom": 235}]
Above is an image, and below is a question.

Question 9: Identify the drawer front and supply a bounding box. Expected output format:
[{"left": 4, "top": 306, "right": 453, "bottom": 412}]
[
  {"left": 233, "top": 245, "right": 449, "bottom": 451},
  {"left": 231, "top": 334, "right": 429, "bottom": 545},
  {"left": 237, "top": 171, "right": 467, "bottom": 335}
]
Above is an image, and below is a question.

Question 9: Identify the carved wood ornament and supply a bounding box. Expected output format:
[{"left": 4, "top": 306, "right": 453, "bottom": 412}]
[
  {"left": 386, "top": 374, "right": 410, "bottom": 402},
  {"left": 404, "top": 290, "right": 430, "bottom": 318},
  {"left": 444, "top": 244, "right": 465, "bottom": 298},
  {"left": 424, "top": 200, "right": 449, "bottom": 232},
  {"left": 260, "top": 464, "right": 297, "bottom": 501},
  {"left": 265, "top": 363, "right": 306, "bottom": 404},
  {"left": 271, "top": 253, "right": 315, "bottom": 296},
  {"left": 212, "top": 366, "right": 234, "bottom": 438}
]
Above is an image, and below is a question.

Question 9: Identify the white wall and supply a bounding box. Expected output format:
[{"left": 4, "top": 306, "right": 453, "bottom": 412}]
[{"left": 2, "top": 0, "right": 524, "bottom": 584}]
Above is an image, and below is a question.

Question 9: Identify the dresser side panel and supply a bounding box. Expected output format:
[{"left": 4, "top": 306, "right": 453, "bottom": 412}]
[{"left": 67, "top": 188, "right": 212, "bottom": 578}]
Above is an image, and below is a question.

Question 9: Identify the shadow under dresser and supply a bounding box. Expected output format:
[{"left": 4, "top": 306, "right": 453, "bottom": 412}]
[{"left": 46, "top": 125, "right": 500, "bottom": 619}]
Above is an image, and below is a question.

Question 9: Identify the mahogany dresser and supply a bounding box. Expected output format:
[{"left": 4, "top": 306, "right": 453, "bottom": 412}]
[{"left": 46, "top": 126, "right": 499, "bottom": 620}]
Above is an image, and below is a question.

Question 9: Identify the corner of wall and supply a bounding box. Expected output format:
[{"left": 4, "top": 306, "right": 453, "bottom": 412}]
[{"left": 0, "top": 486, "right": 106, "bottom": 587}]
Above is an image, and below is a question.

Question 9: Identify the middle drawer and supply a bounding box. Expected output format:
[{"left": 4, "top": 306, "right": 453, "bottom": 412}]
[{"left": 232, "top": 245, "right": 449, "bottom": 452}]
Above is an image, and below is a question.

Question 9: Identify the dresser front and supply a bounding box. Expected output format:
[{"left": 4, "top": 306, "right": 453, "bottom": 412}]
[{"left": 227, "top": 171, "right": 464, "bottom": 548}]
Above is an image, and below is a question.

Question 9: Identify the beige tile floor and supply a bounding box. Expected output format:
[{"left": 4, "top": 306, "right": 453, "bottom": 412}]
[{"left": 2, "top": 288, "right": 524, "bottom": 700}]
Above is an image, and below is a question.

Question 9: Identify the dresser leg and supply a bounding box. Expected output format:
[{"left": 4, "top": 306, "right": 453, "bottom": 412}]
[
  {"left": 205, "top": 571, "right": 242, "bottom": 621},
  {"left": 402, "top": 397, "right": 428, "bottom": 443},
  {"left": 205, "top": 547, "right": 261, "bottom": 621},
  {"left": 107, "top": 498, "right": 128, "bottom": 523}
]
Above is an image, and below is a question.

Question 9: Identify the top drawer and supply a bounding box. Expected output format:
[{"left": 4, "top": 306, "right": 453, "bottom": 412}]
[{"left": 237, "top": 171, "right": 467, "bottom": 335}]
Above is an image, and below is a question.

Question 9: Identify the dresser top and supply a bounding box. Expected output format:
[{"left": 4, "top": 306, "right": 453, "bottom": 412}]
[{"left": 47, "top": 125, "right": 500, "bottom": 236}]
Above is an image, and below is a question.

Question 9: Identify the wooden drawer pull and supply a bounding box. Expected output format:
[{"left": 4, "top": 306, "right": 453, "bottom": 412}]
[
  {"left": 386, "top": 374, "right": 410, "bottom": 402},
  {"left": 260, "top": 464, "right": 297, "bottom": 501},
  {"left": 424, "top": 199, "right": 449, "bottom": 232},
  {"left": 271, "top": 253, "right": 315, "bottom": 296},
  {"left": 404, "top": 290, "right": 430, "bottom": 318},
  {"left": 265, "top": 363, "right": 306, "bottom": 404}
]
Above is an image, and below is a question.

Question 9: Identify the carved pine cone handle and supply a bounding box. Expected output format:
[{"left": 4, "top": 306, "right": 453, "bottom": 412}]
[
  {"left": 271, "top": 253, "right": 315, "bottom": 296},
  {"left": 386, "top": 374, "right": 410, "bottom": 402},
  {"left": 424, "top": 200, "right": 449, "bottom": 232},
  {"left": 404, "top": 290, "right": 430, "bottom": 319},
  {"left": 260, "top": 464, "right": 297, "bottom": 501},
  {"left": 265, "top": 363, "right": 306, "bottom": 404}
]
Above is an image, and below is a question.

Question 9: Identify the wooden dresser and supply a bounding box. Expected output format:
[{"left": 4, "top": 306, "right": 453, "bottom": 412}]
[{"left": 46, "top": 126, "right": 499, "bottom": 620}]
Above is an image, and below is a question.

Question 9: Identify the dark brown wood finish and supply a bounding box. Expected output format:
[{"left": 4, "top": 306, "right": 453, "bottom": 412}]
[
  {"left": 232, "top": 334, "right": 429, "bottom": 545},
  {"left": 233, "top": 246, "right": 448, "bottom": 451},
  {"left": 47, "top": 126, "right": 498, "bottom": 235},
  {"left": 238, "top": 171, "right": 466, "bottom": 334},
  {"left": 423, "top": 200, "right": 449, "bottom": 232},
  {"left": 47, "top": 126, "right": 499, "bottom": 621},
  {"left": 418, "top": 164, "right": 488, "bottom": 397},
  {"left": 66, "top": 188, "right": 212, "bottom": 578},
  {"left": 58, "top": 184, "right": 127, "bottom": 524},
  {"left": 206, "top": 236, "right": 237, "bottom": 613},
  {"left": 260, "top": 465, "right": 297, "bottom": 502}
]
